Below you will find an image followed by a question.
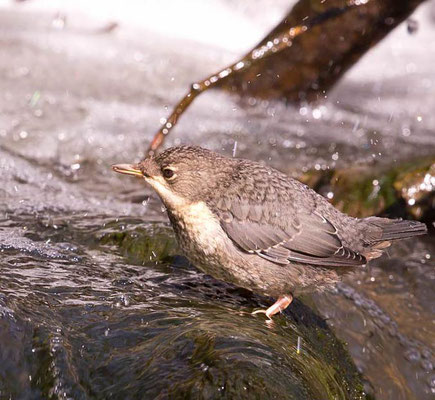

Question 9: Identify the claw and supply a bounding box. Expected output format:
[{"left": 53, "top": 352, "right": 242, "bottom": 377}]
[
  {"left": 251, "top": 294, "right": 293, "bottom": 319},
  {"left": 251, "top": 308, "right": 273, "bottom": 319}
]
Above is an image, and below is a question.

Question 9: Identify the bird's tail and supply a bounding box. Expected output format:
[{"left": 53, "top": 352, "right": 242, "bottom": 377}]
[
  {"left": 369, "top": 218, "right": 427, "bottom": 241},
  {"left": 361, "top": 217, "right": 427, "bottom": 260}
]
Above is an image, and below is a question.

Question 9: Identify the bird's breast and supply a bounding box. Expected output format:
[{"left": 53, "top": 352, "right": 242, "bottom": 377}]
[{"left": 167, "top": 201, "right": 228, "bottom": 258}]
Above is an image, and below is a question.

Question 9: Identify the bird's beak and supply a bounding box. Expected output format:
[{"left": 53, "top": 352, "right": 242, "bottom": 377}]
[{"left": 112, "top": 163, "right": 143, "bottom": 178}]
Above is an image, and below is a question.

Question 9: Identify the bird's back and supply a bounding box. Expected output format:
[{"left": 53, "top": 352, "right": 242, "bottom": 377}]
[{"left": 208, "top": 157, "right": 427, "bottom": 265}]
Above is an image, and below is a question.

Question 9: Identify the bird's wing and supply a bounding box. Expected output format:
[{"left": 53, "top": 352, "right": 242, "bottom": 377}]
[{"left": 211, "top": 194, "right": 366, "bottom": 267}]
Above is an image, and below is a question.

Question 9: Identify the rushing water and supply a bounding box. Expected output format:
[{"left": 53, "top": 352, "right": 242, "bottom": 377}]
[{"left": 0, "top": 1, "right": 434, "bottom": 399}]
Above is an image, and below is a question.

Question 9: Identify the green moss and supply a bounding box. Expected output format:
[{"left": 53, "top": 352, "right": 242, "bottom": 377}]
[
  {"left": 99, "top": 220, "right": 177, "bottom": 263},
  {"left": 300, "top": 156, "right": 435, "bottom": 219}
]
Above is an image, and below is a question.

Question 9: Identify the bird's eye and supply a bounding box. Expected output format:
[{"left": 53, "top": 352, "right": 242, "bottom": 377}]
[{"left": 162, "top": 168, "right": 175, "bottom": 180}]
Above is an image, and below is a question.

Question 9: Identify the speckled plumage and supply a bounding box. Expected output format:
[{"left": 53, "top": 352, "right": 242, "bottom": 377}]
[{"left": 116, "top": 146, "right": 427, "bottom": 299}]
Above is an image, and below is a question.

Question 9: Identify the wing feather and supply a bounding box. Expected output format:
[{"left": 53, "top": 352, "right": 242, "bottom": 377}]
[{"left": 212, "top": 196, "right": 365, "bottom": 268}]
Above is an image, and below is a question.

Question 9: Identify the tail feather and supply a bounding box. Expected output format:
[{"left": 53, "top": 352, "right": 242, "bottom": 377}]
[
  {"left": 378, "top": 219, "right": 428, "bottom": 241},
  {"left": 365, "top": 217, "right": 427, "bottom": 243},
  {"left": 361, "top": 217, "right": 427, "bottom": 261}
]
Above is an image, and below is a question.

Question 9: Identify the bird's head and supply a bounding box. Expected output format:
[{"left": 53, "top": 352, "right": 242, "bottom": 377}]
[{"left": 112, "top": 146, "right": 232, "bottom": 209}]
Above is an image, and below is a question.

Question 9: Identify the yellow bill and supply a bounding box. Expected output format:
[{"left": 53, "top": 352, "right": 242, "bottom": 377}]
[{"left": 112, "top": 163, "right": 143, "bottom": 178}]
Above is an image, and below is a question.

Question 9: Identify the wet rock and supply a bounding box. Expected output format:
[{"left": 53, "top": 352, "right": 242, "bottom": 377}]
[
  {"left": 96, "top": 220, "right": 366, "bottom": 399},
  {"left": 299, "top": 157, "right": 435, "bottom": 223},
  {"left": 394, "top": 160, "right": 435, "bottom": 221},
  {"left": 0, "top": 216, "right": 368, "bottom": 399},
  {"left": 99, "top": 220, "right": 177, "bottom": 263},
  {"left": 68, "top": 278, "right": 367, "bottom": 400}
]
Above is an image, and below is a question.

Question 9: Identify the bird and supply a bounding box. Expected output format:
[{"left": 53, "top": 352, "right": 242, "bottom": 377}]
[{"left": 112, "top": 146, "right": 427, "bottom": 319}]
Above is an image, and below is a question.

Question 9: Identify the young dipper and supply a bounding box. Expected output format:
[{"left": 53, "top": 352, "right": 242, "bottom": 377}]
[{"left": 113, "top": 146, "right": 427, "bottom": 318}]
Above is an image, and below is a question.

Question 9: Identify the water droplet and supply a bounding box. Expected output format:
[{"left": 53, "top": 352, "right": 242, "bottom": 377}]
[
  {"left": 421, "top": 359, "right": 433, "bottom": 371},
  {"left": 312, "top": 108, "right": 322, "bottom": 119},
  {"left": 404, "top": 349, "right": 421, "bottom": 362},
  {"left": 52, "top": 13, "right": 66, "bottom": 30},
  {"left": 402, "top": 127, "right": 411, "bottom": 137},
  {"left": 19, "top": 130, "right": 28, "bottom": 139},
  {"left": 234, "top": 61, "right": 244, "bottom": 70},
  {"left": 232, "top": 141, "right": 238, "bottom": 158}
]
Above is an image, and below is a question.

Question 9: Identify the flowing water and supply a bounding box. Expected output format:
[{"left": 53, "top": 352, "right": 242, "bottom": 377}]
[{"left": 0, "top": 1, "right": 434, "bottom": 399}]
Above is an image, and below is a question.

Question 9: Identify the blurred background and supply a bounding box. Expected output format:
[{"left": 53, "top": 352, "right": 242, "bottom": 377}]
[{"left": 0, "top": 0, "right": 434, "bottom": 399}]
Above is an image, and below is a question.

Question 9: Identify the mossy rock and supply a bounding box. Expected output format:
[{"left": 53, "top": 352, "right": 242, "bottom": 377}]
[
  {"left": 94, "top": 220, "right": 367, "bottom": 399},
  {"left": 300, "top": 157, "right": 435, "bottom": 221},
  {"left": 394, "top": 160, "right": 435, "bottom": 220},
  {"left": 98, "top": 219, "right": 177, "bottom": 263}
]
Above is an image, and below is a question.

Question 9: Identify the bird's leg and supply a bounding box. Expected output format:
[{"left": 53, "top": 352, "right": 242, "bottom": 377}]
[{"left": 252, "top": 294, "right": 293, "bottom": 319}]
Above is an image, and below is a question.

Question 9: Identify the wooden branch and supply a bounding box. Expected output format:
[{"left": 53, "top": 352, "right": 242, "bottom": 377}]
[{"left": 147, "top": 0, "right": 425, "bottom": 154}]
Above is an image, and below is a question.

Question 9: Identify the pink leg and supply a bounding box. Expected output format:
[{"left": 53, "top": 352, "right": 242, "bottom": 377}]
[{"left": 252, "top": 294, "right": 293, "bottom": 319}]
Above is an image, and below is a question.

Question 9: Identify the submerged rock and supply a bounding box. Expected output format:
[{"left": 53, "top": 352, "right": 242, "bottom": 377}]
[
  {"left": 96, "top": 220, "right": 367, "bottom": 399},
  {"left": 0, "top": 216, "right": 367, "bottom": 399},
  {"left": 99, "top": 220, "right": 177, "bottom": 263}
]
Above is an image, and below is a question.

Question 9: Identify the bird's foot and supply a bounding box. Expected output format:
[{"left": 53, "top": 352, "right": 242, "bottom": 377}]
[{"left": 252, "top": 294, "right": 293, "bottom": 319}]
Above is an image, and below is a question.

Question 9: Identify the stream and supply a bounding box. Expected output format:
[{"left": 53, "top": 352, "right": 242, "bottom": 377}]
[{"left": 0, "top": 1, "right": 434, "bottom": 399}]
